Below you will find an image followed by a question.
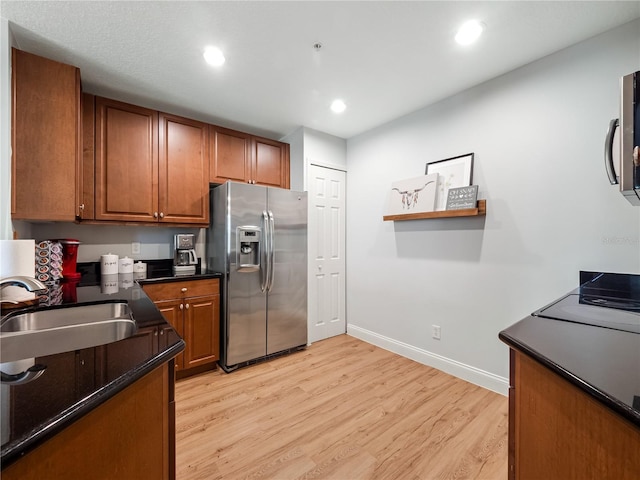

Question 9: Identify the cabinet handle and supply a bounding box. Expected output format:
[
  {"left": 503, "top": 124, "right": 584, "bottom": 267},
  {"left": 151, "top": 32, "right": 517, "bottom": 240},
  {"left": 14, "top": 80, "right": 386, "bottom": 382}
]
[
  {"left": 185, "top": 303, "right": 190, "bottom": 310},
  {"left": 160, "top": 329, "right": 164, "bottom": 336},
  {"left": 154, "top": 212, "right": 158, "bottom": 218},
  {"left": 181, "top": 287, "right": 187, "bottom": 292},
  {"left": 179, "top": 304, "right": 184, "bottom": 310},
  {"left": 160, "top": 212, "right": 164, "bottom": 219},
  {"left": 154, "top": 330, "right": 158, "bottom": 336}
]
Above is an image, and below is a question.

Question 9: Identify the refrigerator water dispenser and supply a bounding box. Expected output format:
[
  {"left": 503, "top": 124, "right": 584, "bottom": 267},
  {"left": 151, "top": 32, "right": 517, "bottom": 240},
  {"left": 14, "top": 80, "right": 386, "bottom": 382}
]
[{"left": 236, "top": 227, "right": 261, "bottom": 272}]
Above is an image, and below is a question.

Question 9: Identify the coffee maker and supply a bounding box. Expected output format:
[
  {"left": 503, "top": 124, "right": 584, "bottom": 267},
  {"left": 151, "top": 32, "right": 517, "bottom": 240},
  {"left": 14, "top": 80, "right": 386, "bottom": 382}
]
[{"left": 173, "top": 234, "right": 198, "bottom": 276}]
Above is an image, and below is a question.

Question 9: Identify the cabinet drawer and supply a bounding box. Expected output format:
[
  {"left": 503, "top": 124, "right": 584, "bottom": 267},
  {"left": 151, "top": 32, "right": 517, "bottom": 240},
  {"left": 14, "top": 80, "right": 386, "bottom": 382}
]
[{"left": 143, "top": 278, "right": 219, "bottom": 302}]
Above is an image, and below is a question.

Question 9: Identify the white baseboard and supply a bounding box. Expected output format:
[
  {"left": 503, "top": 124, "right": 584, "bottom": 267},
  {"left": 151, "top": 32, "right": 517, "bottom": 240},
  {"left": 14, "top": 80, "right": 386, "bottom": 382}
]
[{"left": 347, "top": 324, "right": 509, "bottom": 396}]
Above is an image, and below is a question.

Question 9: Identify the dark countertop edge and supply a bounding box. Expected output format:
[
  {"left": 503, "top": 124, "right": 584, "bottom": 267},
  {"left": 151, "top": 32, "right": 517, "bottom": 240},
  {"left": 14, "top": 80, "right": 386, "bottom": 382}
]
[
  {"left": 136, "top": 272, "right": 222, "bottom": 285},
  {"left": 498, "top": 329, "right": 640, "bottom": 429},
  {"left": 0, "top": 338, "right": 185, "bottom": 468}
]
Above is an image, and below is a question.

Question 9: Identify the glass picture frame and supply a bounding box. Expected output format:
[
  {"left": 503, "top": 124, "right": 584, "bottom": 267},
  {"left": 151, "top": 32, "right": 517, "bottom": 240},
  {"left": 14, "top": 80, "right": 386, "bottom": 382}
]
[{"left": 425, "top": 153, "right": 474, "bottom": 210}]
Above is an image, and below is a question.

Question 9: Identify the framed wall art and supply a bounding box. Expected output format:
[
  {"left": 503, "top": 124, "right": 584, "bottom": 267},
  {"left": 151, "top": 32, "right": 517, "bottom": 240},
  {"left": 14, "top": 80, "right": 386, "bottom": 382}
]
[
  {"left": 425, "top": 153, "right": 474, "bottom": 210},
  {"left": 386, "top": 173, "right": 439, "bottom": 216}
]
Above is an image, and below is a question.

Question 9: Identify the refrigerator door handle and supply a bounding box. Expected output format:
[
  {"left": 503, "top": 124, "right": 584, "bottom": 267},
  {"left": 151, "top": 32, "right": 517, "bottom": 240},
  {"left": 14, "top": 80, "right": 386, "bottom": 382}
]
[
  {"left": 261, "top": 210, "right": 270, "bottom": 293},
  {"left": 605, "top": 118, "right": 619, "bottom": 185},
  {"left": 267, "top": 210, "right": 275, "bottom": 292}
]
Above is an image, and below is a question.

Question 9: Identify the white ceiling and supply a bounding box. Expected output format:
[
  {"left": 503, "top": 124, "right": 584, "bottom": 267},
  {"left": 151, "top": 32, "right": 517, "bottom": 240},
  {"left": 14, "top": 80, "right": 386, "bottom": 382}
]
[{"left": 2, "top": 1, "right": 639, "bottom": 139}]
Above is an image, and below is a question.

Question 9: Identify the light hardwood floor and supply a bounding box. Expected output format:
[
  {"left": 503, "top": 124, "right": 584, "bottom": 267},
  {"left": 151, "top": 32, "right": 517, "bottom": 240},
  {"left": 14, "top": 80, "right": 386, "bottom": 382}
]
[{"left": 175, "top": 335, "right": 508, "bottom": 480}]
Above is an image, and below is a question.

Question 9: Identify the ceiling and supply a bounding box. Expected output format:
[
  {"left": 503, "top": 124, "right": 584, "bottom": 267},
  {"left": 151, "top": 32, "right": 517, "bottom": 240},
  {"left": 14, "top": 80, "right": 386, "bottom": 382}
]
[{"left": 2, "top": 1, "right": 639, "bottom": 140}]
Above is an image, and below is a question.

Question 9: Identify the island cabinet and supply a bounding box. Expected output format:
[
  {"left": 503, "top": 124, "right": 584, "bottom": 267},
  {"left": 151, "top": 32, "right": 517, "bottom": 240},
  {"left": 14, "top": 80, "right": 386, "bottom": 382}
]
[
  {"left": 11, "top": 48, "right": 82, "bottom": 221},
  {"left": 143, "top": 279, "right": 220, "bottom": 377},
  {"left": 210, "top": 125, "right": 290, "bottom": 189},
  {"left": 2, "top": 363, "right": 174, "bottom": 480},
  {"left": 508, "top": 350, "right": 640, "bottom": 480},
  {"left": 92, "top": 97, "right": 209, "bottom": 225}
]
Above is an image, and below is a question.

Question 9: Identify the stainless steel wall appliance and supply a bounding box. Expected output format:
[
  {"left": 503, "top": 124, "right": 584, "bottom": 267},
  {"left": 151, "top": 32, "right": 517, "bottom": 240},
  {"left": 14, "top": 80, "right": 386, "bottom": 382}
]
[
  {"left": 173, "top": 233, "right": 198, "bottom": 276},
  {"left": 605, "top": 70, "right": 640, "bottom": 205},
  {"left": 207, "top": 181, "right": 308, "bottom": 372}
]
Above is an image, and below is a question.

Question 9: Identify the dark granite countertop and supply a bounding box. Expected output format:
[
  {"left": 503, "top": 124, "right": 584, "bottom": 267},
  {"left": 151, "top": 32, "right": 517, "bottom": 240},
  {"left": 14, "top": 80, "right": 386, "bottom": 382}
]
[
  {"left": 0, "top": 260, "right": 224, "bottom": 469},
  {"left": 499, "top": 272, "right": 640, "bottom": 428}
]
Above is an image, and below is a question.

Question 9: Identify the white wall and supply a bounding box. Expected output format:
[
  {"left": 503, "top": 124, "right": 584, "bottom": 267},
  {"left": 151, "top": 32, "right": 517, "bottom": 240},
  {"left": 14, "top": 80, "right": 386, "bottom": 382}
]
[
  {"left": 27, "top": 223, "right": 205, "bottom": 264},
  {"left": 1, "top": 18, "right": 14, "bottom": 240},
  {"left": 346, "top": 20, "right": 640, "bottom": 394},
  {"left": 283, "top": 126, "right": 347, "bottom": 192}
]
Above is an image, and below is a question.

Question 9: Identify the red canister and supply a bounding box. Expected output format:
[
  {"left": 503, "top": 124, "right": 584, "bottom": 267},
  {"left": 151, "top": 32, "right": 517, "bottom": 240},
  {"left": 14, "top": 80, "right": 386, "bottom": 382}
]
[{"left": 59, "top": 239, "right": 81, "bottom": 280}]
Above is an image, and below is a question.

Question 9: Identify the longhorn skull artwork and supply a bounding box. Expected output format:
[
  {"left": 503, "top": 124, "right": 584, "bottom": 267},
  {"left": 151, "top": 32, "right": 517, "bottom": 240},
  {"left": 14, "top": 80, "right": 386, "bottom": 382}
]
[{"left": 392, "top": 180, "right": 435, "bottom": 210}]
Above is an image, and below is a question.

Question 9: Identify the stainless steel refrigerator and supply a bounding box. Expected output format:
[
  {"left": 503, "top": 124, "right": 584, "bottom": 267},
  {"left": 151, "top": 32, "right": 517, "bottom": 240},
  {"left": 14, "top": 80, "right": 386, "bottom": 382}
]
[{"left": 207, "top": 181, "right": 308, "bottom": 371}]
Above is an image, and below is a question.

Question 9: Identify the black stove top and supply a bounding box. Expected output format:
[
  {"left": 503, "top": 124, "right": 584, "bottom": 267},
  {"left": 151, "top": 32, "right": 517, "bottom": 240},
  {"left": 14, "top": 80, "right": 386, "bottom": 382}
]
[{"left": 533, "top": 272, "right": 640, "bottom": 334}]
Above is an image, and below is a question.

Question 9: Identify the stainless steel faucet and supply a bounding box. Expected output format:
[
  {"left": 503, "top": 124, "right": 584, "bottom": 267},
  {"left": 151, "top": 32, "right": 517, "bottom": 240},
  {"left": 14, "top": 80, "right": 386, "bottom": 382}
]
[{"left": 0, "top": 276, "right": 48, "bottom": 294}]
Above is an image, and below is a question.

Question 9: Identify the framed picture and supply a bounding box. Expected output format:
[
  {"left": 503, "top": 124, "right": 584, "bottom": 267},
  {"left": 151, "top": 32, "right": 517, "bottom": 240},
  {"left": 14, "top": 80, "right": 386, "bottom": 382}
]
[
  {"left": 425, "top": 153, "right": 474, "bottom": 210},
  {"left": 386, "top": 173, "right": 439, "bottom": 215}
]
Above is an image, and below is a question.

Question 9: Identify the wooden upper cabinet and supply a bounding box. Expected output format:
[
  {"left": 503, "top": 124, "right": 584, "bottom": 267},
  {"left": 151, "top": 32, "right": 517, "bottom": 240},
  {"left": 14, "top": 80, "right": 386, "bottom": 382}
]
[
  {"left": 11, "top": 48, "right": 81, "bottom": 221},
  {"left": 95, "top": 97, "right": 158, "bottom": 222},
  {"left": 210, "top": 126, "right": 251, "bottom": 184},
  {"left": 253, "top": 136, "right": 290, "bottom": 188},
  {"left": 80, "top": 93, "right": 96, "bottom": 220},
  {"left": 210, "top": 126, "right": 290, "bottom": 189},
  {"left": 94, "top": 98, "right": 209, "bottom": 225},
  {"left": 159, "top": 113, "right": 209, "bottom": 224}
]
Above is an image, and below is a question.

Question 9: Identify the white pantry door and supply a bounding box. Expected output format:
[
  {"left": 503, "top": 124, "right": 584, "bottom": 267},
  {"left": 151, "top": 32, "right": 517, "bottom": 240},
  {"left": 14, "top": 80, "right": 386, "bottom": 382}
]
[{"left": 308, "top": 164, "right": 346, "bottom": 343}]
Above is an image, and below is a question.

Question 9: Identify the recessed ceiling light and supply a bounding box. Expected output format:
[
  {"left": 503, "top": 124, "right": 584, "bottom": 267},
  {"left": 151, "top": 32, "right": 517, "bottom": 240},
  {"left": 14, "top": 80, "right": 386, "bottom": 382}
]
[
  {"left": 331, "top": 99, "right": 346, "bottom": 114},
  {"left": 203, "top": 46, "right": 225, "bottom": 67},
  {"left": 455, "top": 20, "right": 484, "bottom": 46}
]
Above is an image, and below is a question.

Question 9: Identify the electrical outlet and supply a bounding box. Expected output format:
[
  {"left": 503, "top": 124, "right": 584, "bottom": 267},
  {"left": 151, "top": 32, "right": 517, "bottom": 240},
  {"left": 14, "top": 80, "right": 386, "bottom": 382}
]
[
  {"left": 432, "top": 325, "right": 441, "bottom": 340},
  {"left": 131, "top": 242, "right": 141, "bottom": 255}
]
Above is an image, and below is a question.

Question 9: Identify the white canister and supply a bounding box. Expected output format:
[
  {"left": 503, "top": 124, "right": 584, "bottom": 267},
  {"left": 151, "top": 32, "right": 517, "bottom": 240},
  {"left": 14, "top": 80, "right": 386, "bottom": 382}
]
[
  {"left": 101, "top": 254, "right": 119, "bottom": 275},
  {"left": 119, "top": 256, "right": 134, "bottom": 274},
  {"left": 133, "top": 261, "right": 147, "bottom": 273}
]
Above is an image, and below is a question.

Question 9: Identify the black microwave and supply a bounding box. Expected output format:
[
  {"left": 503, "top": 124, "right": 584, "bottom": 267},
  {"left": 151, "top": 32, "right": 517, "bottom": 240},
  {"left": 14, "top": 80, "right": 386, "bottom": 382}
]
[{"left": 605, "top": 70, "right": 639, "bottom": 205}]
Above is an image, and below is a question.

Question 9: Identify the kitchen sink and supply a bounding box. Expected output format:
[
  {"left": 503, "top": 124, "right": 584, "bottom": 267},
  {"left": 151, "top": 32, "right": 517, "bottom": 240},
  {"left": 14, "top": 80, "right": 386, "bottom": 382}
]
[{"left": 0, "top": 302, "right": 137, "bottom": 362}]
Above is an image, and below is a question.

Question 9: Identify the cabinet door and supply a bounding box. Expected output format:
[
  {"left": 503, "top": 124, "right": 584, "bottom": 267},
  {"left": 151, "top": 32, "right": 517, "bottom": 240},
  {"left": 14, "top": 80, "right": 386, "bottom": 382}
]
[
  {"left": 159, "top": 113, "right": 209, "bottom": 224},
  {"left": 95, "top": 97, "right": 158, "bottom": 222},
  {"left": 252, "top": 136, "right": 290, "bottom": 188},
  {"left": 210, "top": 126, "right": 251, "bottom": 184},
  {"left": 183, "top": 294, "right": 220, "bottom": 369},
  {"left": 11, "top": 49, "right": 81, "bottom": 221},
  {"left": 80, "top": 93, "right": 96, "bottom": 220},
  {"left": 155, "top": 299, "right": 185, "bottom": 371}
]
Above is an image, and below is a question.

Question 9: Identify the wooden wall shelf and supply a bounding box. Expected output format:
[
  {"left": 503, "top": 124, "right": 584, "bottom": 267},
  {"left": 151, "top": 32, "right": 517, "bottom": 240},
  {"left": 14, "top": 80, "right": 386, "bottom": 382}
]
[{"left": 383, "top": 199, "right": 486, "bottom": 221}]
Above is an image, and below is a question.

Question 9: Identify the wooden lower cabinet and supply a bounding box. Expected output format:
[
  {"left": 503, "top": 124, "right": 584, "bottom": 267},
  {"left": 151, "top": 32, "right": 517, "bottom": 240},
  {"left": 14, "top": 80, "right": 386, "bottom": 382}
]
[
  {"left": 2, "top": 363, "right": 174, "bottom": 480},
  {"left": 143, "top": 279, "right": 220, "bottom": 376},
  {"left": 509, "top": 350, "right": 640, "bottom": 479}
]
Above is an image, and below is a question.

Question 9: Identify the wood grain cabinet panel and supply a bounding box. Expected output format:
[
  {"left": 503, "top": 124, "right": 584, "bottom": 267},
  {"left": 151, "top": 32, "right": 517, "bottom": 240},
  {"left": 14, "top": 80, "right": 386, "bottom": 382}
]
[
  {"left": 11, "top": 48, "right": 81, "bottom": 221},
  {"left": 184, "top": 294, "right": 220, "bottom": 369},
  {"left": 95, "top": 97, "right": 158, "bottom": 222},
  {"left": 253, "top": 135, "right": 290, "bottom": 188},
  {"left": 510, "top": 350, "right": 640, "bottom": 479},
  {"left": 143, "top": 279, "right": 220, "bottom": 376},
  {"left": 210, "top": 126, "right": 251, "bottom": 184},
  {"left": 210, "top": 126, "right": 290, "bottom": 189},
  {"left": 2, "top": 364, "right": 173, "bottom": 480},
  {"left": 159, "top": 113, "right": 209, "bottom": 224},
  {"left": 154, "top": 299, "right": 186, "bottom": 371},
  {"left": 93, "top": 99, "right": 209, "bottom": 225}
]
